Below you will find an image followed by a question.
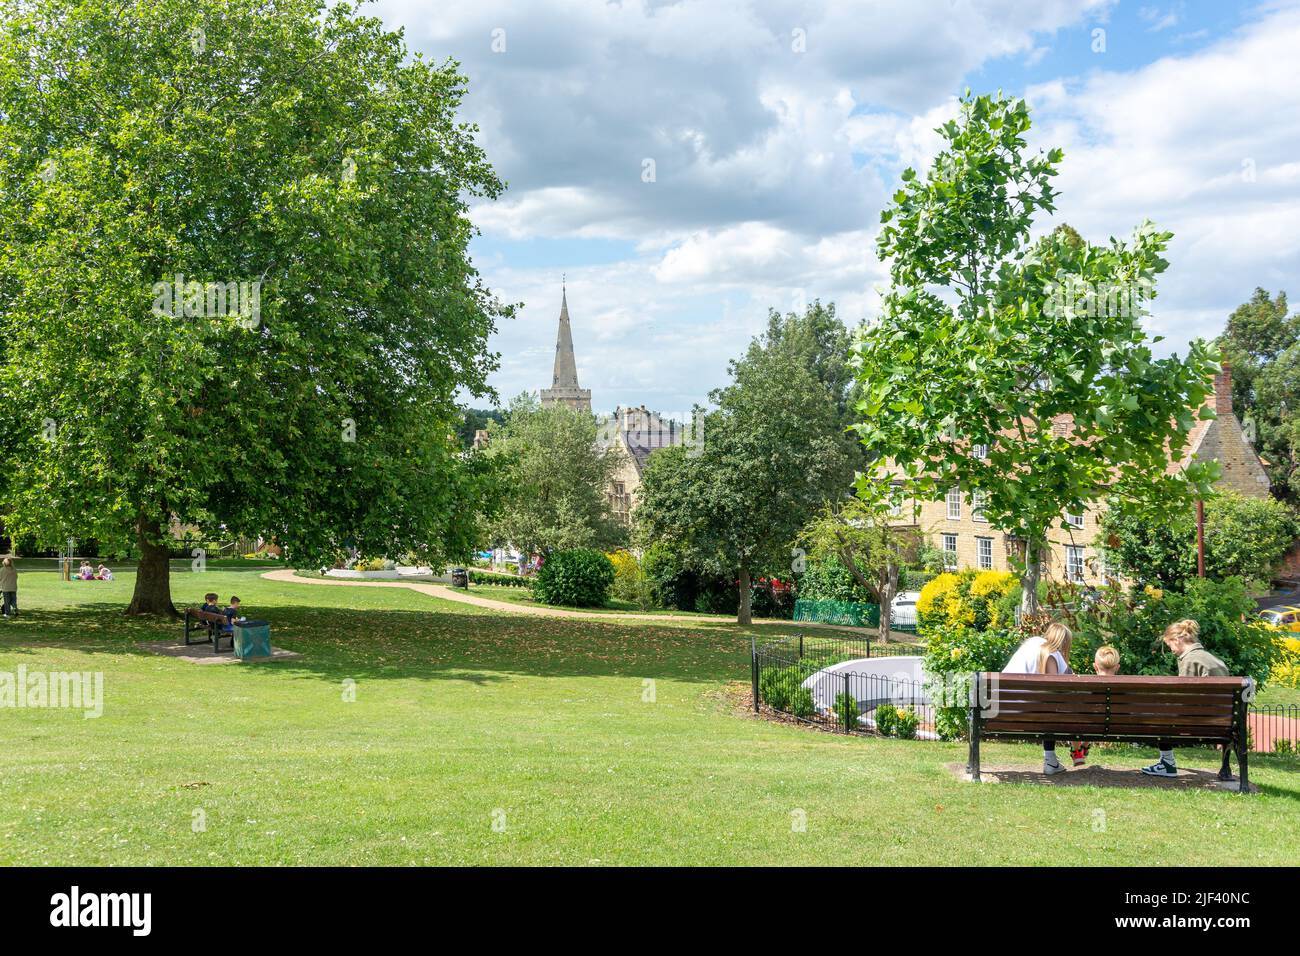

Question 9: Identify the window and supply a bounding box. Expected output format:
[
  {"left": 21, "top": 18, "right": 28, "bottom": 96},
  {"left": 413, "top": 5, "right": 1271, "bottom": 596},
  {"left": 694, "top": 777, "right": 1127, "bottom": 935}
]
[
  {"left": 972, "top": 443, "right": 988, "bottom": 459},
  {"left": 972, "top": 490, "right": 988, "bottom": 522},
  {"left": 976, "top": 536, "right": 993, "bottom": 570},
  {"left": 946, "top": 487, "right": 961, "bottom": 520},
  {"left": 942, "top": 533, "right": 958, "bottom": 570},
  {"left": 1066, "top": 545, "right": 1085, "bottom": 583},
  {"left": 1066, "top": 511, "right": 1084, "bottom": 529}
]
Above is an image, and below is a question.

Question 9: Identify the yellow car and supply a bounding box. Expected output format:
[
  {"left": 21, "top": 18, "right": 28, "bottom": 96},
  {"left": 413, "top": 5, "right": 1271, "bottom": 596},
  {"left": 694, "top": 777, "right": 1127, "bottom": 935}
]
[{"left": 1259, "top": 605, "right": 1300, "bottom": 632}]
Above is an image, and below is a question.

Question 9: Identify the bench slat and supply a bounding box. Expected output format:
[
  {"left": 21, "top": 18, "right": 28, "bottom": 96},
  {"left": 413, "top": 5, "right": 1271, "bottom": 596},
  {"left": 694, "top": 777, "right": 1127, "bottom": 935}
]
[
  {"left": 986, "top": 715, "right": 1233, "bottom": 730},
  {"left": 981, "top": 722, "right": 1231, "bottom": 738}
]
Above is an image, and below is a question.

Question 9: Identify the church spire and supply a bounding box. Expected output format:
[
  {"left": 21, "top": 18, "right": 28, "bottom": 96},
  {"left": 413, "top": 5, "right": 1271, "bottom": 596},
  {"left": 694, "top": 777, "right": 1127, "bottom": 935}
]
[{"left": 540, "top": 279, "right": 592, "bottom": 413}]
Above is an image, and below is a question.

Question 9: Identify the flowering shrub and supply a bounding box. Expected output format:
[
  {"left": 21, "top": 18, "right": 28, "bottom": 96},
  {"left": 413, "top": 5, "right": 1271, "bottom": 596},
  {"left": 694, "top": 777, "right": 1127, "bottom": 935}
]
[
  {"left": 917, "top": 570, "right": 1018, "bottom": 636},
  {"left": 1271, "top": 636, "right": 1300, "bottom": 689},
  {"left": 917, "top": 573, "right": 962, "bottom": 631},
  {"left": 895, "top": 706, "right": 920, "bottom": 740},
  {"left": 607, "top": 550, "right": 658, "bottom": 610}
]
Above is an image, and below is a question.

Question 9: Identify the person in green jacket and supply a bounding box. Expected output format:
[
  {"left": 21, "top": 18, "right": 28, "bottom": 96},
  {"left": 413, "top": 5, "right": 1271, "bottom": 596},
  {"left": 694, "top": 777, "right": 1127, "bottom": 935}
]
[
  {"left": 0, "top": 557, "right": 17, "bottom": 619},
  {"left": 1141, "top": 619, "right": 1229, "bottom": 778}
]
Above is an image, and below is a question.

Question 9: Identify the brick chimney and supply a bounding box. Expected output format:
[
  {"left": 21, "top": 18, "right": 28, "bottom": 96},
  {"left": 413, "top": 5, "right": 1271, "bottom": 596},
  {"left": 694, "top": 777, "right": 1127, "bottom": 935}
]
[{"left": 1214, "top": 362, "right": 1234, "bottom": 417}]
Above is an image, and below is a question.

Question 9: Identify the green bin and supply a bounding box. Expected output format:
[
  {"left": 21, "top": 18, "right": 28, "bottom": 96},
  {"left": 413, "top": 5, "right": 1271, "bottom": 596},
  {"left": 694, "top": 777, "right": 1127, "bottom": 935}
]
[{"left": 233, "top": 620, "right": 271, "bottom": 659}]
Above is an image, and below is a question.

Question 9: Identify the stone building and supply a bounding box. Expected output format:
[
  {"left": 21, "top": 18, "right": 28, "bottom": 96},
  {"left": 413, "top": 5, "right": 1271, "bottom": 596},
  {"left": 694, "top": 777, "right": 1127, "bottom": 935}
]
[
  {"left": 597, "top": 406, "right": 684, "bottom": 523},
  {"left": 537, "top": 286, "right": 687, "bottom": 521},
  {"left": 538, "top": 284, "right": 591, "bottom": 414},
  {"left": 892, "top": 366, "right": 1270, "bottom": 585}
]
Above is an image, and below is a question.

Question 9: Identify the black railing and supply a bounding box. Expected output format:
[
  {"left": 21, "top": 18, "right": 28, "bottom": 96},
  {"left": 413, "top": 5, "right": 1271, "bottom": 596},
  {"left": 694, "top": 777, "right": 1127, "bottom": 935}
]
[
  {"left": 751, "top": 634, "right": 934, "bottom": 737},
  {"left": 1248, "top": 703, "right": 1300, "bottom": 756},
  {"left": 751, "top": 634, "right": 1300, "bottom": 758}
]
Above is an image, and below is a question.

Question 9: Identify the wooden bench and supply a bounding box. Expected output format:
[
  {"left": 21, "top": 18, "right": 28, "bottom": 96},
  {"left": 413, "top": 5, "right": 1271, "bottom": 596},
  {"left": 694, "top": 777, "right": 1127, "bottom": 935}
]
[
  {"left": 968, "top": 673, "right": 1252, "bottom": 792},
  {"left": 184, "top": 608, "right": 233, "bottom": 653}
]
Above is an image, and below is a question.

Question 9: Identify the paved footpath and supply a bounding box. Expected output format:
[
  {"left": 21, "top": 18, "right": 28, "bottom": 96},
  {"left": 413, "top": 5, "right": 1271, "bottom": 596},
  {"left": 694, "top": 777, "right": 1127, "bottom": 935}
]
[{"left": 259, "top": 568, "right": 871, "bottom": 633}]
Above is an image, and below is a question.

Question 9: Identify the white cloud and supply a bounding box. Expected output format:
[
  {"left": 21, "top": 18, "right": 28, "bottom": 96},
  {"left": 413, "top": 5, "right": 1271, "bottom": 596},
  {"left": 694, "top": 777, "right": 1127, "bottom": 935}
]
[
  {"left": 377, "top": 0, "right": 1297, "bottom": 411},
  {"left": 1024, "top": 4, "right": 1300, "bottom": 348}
]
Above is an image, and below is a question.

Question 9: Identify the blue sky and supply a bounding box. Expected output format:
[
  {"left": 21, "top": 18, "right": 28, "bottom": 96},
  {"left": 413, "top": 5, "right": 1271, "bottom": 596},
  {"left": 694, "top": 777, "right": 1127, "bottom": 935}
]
[{"left": 370, "top": 0, "right": 1300, "bottom": 415}]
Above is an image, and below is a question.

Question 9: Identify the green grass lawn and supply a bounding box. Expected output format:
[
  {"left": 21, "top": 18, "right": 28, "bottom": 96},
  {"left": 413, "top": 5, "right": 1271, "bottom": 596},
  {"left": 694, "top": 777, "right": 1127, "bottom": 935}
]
[
  {"left": 2, "top": 566, "right": 1298, "bottom": 865},
  {"left": 467, "top": 582, "right": 721, "bottom": 616}
]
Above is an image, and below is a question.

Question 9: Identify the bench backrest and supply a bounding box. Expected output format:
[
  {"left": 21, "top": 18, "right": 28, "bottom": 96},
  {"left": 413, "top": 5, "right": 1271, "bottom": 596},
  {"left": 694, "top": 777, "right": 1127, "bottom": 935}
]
[{"left": 975, "top": 673, "right": 1247, "bottom": 743}]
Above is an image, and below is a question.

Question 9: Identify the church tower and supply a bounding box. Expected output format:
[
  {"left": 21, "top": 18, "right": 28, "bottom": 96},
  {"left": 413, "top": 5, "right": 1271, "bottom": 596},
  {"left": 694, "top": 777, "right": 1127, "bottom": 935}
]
[{"left": 539, "top": 281, "right": 592, "bottom": 413}]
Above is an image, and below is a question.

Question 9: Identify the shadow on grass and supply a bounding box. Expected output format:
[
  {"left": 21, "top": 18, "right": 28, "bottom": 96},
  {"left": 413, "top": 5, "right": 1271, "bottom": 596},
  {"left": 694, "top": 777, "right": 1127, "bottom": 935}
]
[{"left": 0, "top": 599, "right": 758, "bottom": 686}]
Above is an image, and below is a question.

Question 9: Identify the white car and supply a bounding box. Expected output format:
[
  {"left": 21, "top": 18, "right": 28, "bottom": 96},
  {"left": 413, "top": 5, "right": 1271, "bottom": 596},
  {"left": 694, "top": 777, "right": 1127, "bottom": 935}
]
[{"left": 891, "top": 590, "right": 921, "bottom": 628}]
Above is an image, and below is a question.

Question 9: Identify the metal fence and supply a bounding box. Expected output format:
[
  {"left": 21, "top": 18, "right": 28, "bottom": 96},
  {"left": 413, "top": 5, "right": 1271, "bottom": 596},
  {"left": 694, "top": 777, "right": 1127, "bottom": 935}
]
[
  {"left": 751, "top": 634, "right": 935, "bottom": 737},
  {"left": 792, "top": 598, "right": 919, "bottom": 634},
  {"left": 751, "top": 634, "right": 1300, "bottom": 757},
  {"left": 1248, "top": 704, "right": 1300, "bottom": 755}
]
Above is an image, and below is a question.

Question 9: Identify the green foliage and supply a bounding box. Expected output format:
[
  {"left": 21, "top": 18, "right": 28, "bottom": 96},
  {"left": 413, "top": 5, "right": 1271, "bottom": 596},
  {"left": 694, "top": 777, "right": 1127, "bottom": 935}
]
[
  {"left": 0, "top": 0, "right": 507, "bottom": 611},
  {"left": 922, "top": 624, "right": 1023, "bottom": 740},
  {"left": 895, "top": 707, "right": 920, "bottom": 740},
  {"left": 857, "top": 91, "right": 1221, "bottom": 616},
  {"left": 456, "top": 407, "right": 505, "bottom": 449},
  {"left": 798, "top": 556, "right": 873, "bottom": 602},
  {"left": 748, "top": 580, "right": 796, "bottom": 620},
  {"left": 934, "top": 709, "right": 969, "bottom": 743},
  {"left": 532, "top": 548, "right": 615, "bottom": 608},
  {"left": 1062, "top": 578, "right": 1277, "bottom": 685},
  {"left": 1205, "top": 493, "right": 1299, "bottom": 587},
  {"left": 833, "top": 691, "right": 859, "bottom": 728},
  {"left": 1216, "top": 288, "right": 1300, "bottom": 501},
  {"left": 483, "top": 395, "right": 626, "bottom": 555},
  {"left": 608, "top": 550, "right": 659, "bottom": 611},
  {"left": 759, "top": 663, "right": 819, "bottom": 715},
  {"left": 789, "top": 687, "right": 817, "bottom": 719},
  {"left": 1102, "top": 491, "right": 1299, "bottom": 590},
  {"left": 467, "top": 568, "right": 530, "bottom": 588},
  {"left": 873, "top": 703, "right": 899, "bottom": 736},
  {"left": 636, "top": 304, "right": 858, "bottom": 623}
]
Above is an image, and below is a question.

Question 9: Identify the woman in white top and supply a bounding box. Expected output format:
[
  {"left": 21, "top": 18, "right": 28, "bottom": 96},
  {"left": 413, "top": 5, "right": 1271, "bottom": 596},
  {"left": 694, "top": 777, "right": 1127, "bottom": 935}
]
[{"left": 1002, "top": 623, "right": 1073, "bottom": 774}]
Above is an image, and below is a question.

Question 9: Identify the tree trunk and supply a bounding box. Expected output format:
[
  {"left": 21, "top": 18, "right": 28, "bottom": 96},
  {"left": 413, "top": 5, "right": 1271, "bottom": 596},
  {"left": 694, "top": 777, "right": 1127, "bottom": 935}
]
[
  {"left": 126, "top": 515, "right": 178, "bottom": 617},
  {"left": 737, "top": 567, "right": 752, "bottom": 626},
  {"left": 1019, "top": 538, "right": 1042, "bottom": 620},
  {"left": 878, "top": 561, "right": 898, "bottom": 644}
]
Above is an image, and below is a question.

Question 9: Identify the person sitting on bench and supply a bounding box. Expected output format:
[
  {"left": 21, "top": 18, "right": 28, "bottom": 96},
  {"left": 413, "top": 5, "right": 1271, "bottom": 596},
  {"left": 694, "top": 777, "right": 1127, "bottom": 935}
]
[
  {"left": 1002, "top": 622, "right": 1074, "bottom": 776},
  {"left": 222, "top": 596, "right": 245, "bottom": 634},
  {"left": 1142, "top": 619, "right": 1229, "bottom": 778}
]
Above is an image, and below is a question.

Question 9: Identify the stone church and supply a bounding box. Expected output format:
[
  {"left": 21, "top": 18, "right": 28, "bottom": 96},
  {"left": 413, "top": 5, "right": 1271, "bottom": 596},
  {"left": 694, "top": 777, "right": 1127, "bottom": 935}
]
[{"left": 538, "top": 285, "right": 685, "bottom": 521}]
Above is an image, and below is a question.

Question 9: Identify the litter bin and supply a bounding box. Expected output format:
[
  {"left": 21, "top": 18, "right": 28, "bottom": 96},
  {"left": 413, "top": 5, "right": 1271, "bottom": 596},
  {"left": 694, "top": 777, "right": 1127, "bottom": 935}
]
[
  {"left": 451, "top": 567, "right": 469, "bottom": 589},
  {"left": 233, "top": 620, "right": 272, "bottom": 659}
]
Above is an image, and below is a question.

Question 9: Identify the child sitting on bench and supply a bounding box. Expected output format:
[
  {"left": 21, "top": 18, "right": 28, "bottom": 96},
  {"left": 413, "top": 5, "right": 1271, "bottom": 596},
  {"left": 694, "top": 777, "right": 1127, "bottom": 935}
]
[{"left": 222, "top": 596, "right": 245, "bottom": 634}]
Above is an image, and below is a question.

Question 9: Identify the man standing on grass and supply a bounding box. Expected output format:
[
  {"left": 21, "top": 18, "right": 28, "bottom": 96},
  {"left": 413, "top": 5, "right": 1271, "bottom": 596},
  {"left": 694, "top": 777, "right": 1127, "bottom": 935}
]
[
  {"left": 0, "top": 557, "right": 17, "bottom": 619},
  {"left": 1141, "top": 619, "right": 1229, "bottom": 778}
]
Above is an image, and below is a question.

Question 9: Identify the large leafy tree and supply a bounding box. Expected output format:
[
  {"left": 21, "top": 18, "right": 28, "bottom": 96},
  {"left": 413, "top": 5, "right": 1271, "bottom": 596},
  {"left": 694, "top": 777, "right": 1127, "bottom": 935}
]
[
  {"left": 855, "top": 92, "right": 1220, "bottom": 614},
  {"left": 1217, "top": 289, "right": 1300, "bottom": 500},
  {"left": 637, "top": 311, "right": 857, "bottom": 624},
  {"left": 482, "top": 395, "right": 625, "bottom": 556},
  {"left": 0, "top": 0, "right": 508, "bottom": 613}
]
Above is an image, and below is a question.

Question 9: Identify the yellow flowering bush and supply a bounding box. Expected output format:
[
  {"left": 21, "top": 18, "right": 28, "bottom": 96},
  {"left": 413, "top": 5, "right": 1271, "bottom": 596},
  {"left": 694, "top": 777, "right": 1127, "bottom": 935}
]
[
  {"left": 1271, "top": 636, "right": 1300, "bottom": 689},
  {"left": 917, "top": 573, "right": 961, "bottom": 631},
  {"left": 917, "top": 569, "right": 1018, "bottom": 635}
]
